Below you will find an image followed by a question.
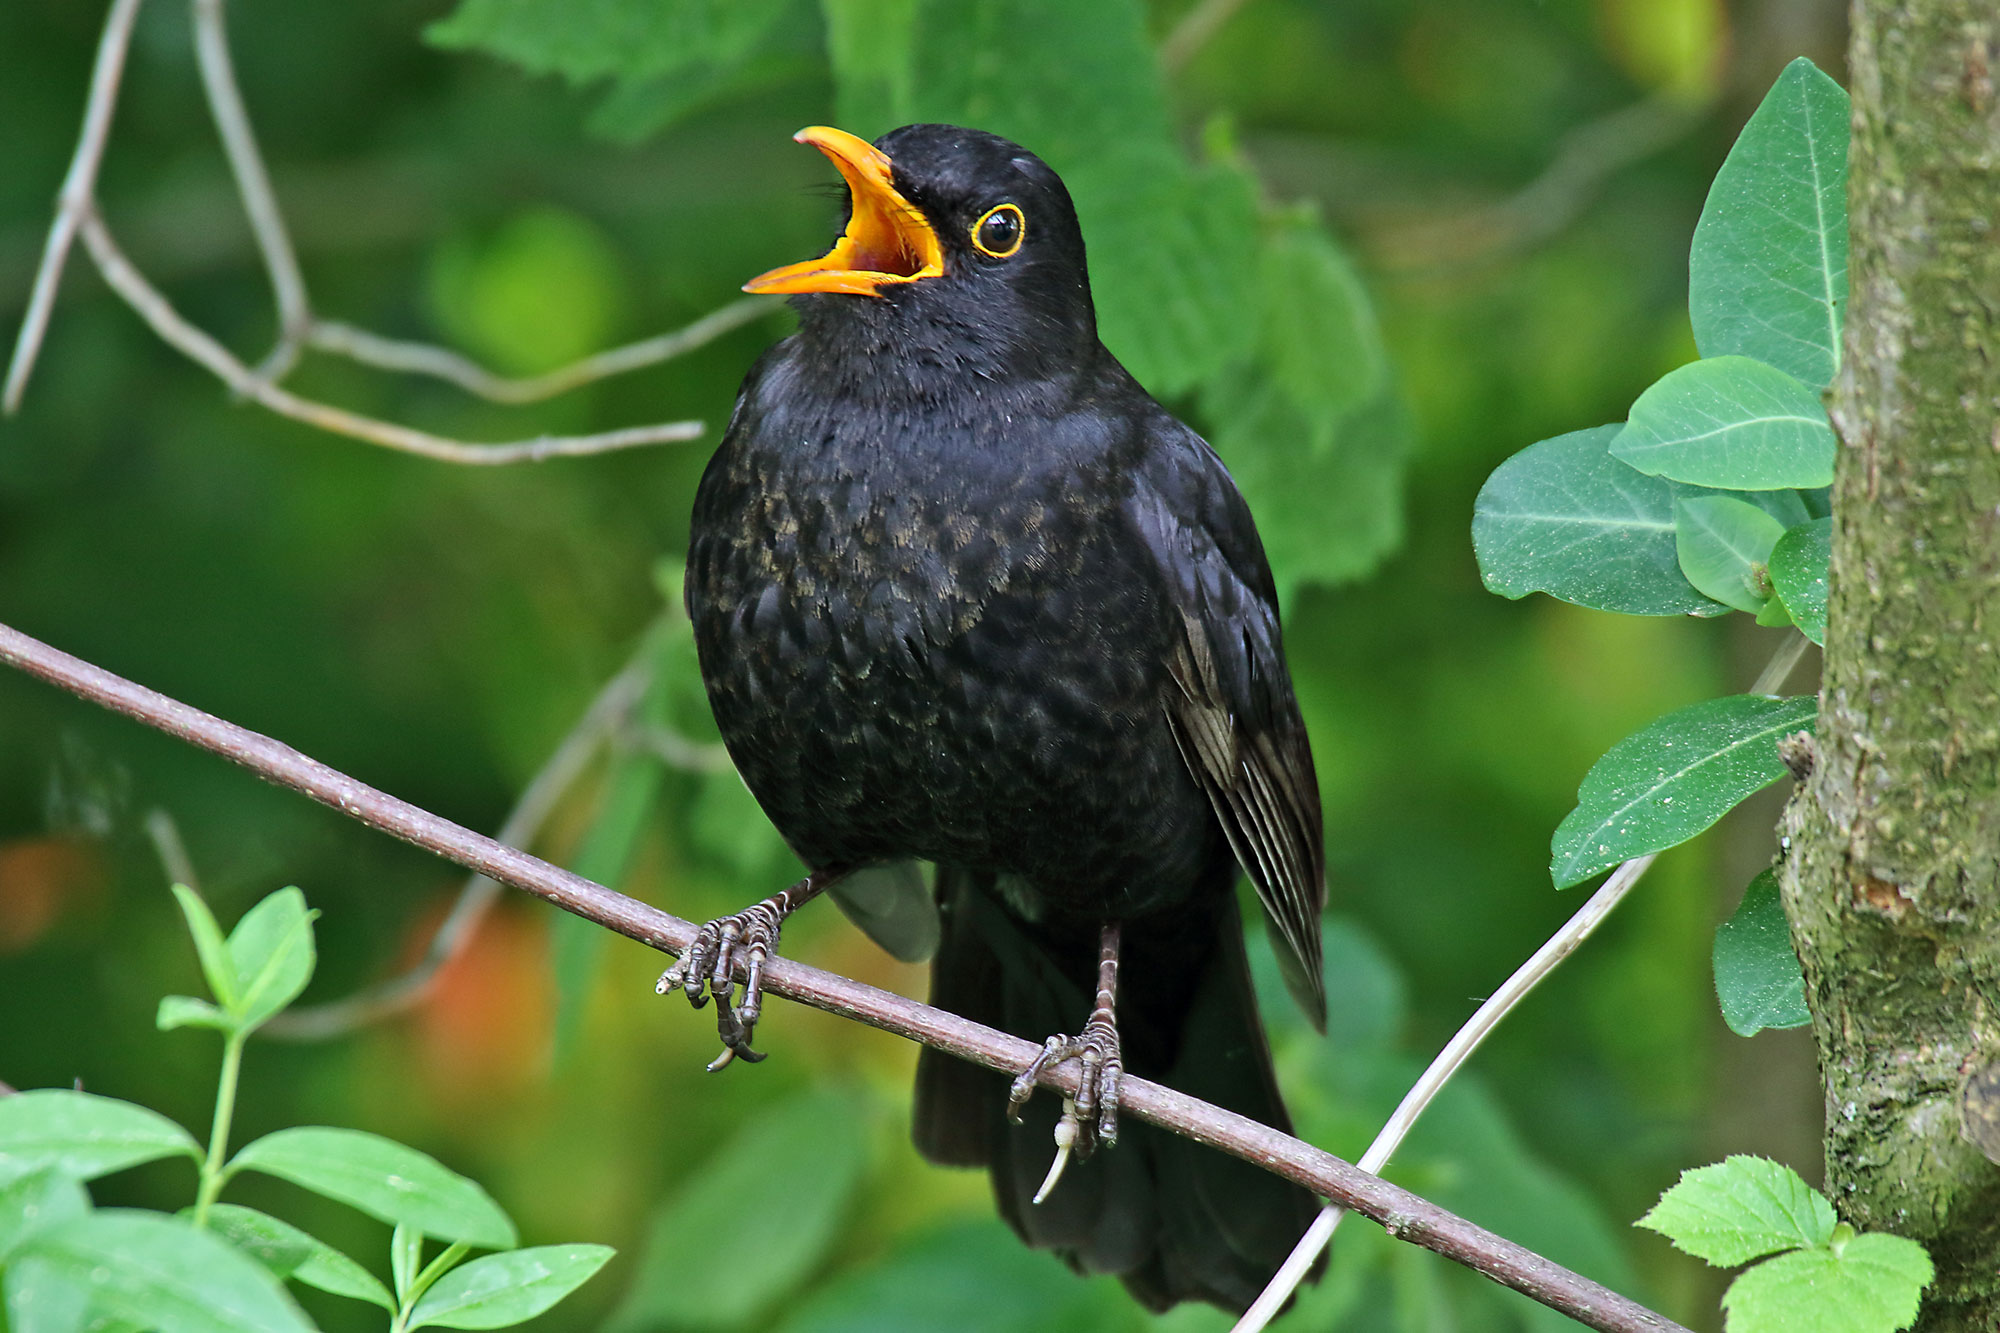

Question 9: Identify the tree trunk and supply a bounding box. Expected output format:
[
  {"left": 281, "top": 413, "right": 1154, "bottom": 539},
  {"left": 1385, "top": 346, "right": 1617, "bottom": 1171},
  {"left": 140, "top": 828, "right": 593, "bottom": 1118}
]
[{"left": 1781, "top": 2, "right": 2000, "bottom": 1326}]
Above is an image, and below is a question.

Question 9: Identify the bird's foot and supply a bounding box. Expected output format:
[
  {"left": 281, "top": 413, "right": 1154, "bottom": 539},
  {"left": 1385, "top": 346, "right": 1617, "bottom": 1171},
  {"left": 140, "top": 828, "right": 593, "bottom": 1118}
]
[
  {"left": 1008, "top": 1013, "right": 1123, "bottom": 1203},
  {"left": 657, "top": 895, "right": 795, "bottom": 1070}
]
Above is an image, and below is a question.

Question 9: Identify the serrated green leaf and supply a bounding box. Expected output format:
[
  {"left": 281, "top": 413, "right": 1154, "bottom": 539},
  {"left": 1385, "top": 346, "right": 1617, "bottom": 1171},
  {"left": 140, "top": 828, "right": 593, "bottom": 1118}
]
[
  {"left": 4, "top": 1254, "right": 90, "bottom": 1333},
  {"left": 13, "top": 1210, "right": 314, "bottom": 1333},
  {"left": 608, "top": 1089, "right": 873, "bottom": 1330},
  {"left": 226, "top": 888, "right": 318, "bottom": 1030},
  {"left": 1638, "top": 1156, "right": 1835, "bottom": 1266},
  {"left": 408, "top": 1245, "right": 614, "bottom": 1329},
  {"left": 1614, "top": 357, "right": 1835, "bottom": 490},
  {"left": 171, "top": 884, "right": 239, "bottom": 1011},
  {"left": 0, "top": 1168, "right": 91, "bottom": 1263},
  {"left": 1675, "top": 495, "right": 1789, "bottom": 614},
  {"left": 1473, "top": 425, "right": 1727, "bottom": 617},
  {"left": 1691, "top": 59, "right": 1850, "bottom": 389},
  {"left": 0, "top": 1091, "right": 201, "bottom": 1181},
  {"left": 1722, "top": 1232, "right": 1932, "bottom": 1333},
  {"left": 1714, "top": 870, "right": 1811, "bottom": 1037},
  {"left": 1258, "top": 212, "right": 1387, "bottom": 427},
  {"left": 157, "top": 996, "right": 233, "bottom": 1032},
  {"left": 1769, "top": 517, "right": 1832, "bottom": 646},
  {"left": 231, "top": 1128, "right": 516, "bottom": 1249},
  {"left": 1552, "top": 694, "right": 1816, "bottom": 887},
  {"left": 199, "top": 1204, "right": 395, "bottom": 1311}
]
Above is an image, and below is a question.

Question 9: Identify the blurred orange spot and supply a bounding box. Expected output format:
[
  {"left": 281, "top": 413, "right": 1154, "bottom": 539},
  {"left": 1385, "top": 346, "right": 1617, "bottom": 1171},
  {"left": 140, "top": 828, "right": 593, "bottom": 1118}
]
[
  {"left": 409, "top": 900, "right": 552, "bottom": 1103},
  {"left": 0, "top": 838, "right": 102, "bottom": 951}
]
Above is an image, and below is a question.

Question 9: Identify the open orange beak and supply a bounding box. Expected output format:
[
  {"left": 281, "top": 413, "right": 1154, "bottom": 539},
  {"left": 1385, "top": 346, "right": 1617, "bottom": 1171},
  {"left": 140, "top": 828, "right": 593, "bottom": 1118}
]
[{"left": 743, "top": 127, "right": 946, "bottom": 297}]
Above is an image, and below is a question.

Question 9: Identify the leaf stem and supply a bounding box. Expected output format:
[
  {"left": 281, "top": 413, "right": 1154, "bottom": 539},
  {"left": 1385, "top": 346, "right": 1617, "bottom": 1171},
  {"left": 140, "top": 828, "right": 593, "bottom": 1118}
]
[{"left": 192, "top": 1026, "right": 246, "bottom": 1227}]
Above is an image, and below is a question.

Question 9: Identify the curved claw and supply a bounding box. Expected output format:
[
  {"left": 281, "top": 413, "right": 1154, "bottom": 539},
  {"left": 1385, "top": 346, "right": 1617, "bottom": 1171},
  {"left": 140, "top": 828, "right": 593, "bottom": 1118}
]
[{"left": 656, "top": 894, "right": 795, "bottom": 1069}]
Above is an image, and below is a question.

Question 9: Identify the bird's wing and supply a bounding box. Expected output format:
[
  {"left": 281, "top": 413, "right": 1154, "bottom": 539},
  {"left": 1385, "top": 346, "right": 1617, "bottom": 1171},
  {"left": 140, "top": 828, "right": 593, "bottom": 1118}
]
[{"left": 1133, "top": 420, "right": 1328, "bottom": 1030}]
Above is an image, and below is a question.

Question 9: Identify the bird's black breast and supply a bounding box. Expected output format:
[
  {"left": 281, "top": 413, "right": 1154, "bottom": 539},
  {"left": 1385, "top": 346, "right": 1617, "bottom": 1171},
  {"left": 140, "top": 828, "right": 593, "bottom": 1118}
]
[{"left": 687, "top": 343, "right": 1221, "bottom": 920}]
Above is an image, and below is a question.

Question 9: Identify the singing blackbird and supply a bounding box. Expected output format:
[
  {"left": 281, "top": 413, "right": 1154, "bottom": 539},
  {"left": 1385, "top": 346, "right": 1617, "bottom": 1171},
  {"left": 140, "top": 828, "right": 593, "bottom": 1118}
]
[{"left": 668, "top": 123, "right": 1327, "bottom": 1312}]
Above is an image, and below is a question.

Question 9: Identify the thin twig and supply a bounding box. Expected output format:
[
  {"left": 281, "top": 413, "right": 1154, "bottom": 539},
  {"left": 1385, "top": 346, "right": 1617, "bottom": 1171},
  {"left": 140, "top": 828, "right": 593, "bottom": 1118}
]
[
  {"left": 2, "top": 0, "right": 147, "bottom": 414},
  {"left": 190, "top": 0, "right": 310, "bottom": 383},
  {"left": 1160, "top": 0, "right": 1254, "bottom": 72},
  {"left": 143, "top": 808, "right": 201, "bottom": 892},
  {"left": 76, "top": 212, "right": 706, "bottom": 463},
  {"left": 306, "top": 297, "right": 775, "bottom": 405},
  {"left": 0, "top": 618, "right": 1689, "bottom": 1333},
  {"left": 263, "top": 629, "right": 660, "bottom": 1040},
  {"left": 1232, "top": 632, "right": 1817, "bottom": 1333}
]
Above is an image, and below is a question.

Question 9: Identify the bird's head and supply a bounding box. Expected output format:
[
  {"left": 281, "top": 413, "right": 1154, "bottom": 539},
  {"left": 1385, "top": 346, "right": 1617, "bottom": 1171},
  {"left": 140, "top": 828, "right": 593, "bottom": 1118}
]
[{"left": 745, "top": 125, "right": 1096, "bottom": 377}]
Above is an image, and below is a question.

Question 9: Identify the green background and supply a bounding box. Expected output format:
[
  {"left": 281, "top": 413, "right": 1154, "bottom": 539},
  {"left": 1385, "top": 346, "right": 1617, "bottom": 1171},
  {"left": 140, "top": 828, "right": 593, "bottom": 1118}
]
[{"left": 0, "top": 0, "right": 1841, "bottom": 1328}]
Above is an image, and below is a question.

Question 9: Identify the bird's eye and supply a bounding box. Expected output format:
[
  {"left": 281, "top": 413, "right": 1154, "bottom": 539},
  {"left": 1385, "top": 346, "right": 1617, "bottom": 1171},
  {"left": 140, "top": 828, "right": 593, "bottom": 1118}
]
[{"left": 970, "top": 204, "right": 1026, "bottom": 259}]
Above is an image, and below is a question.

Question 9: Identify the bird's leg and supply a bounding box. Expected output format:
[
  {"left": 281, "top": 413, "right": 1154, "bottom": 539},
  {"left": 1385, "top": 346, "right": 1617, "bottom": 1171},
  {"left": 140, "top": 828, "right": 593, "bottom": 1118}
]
[
  {"left": 656, "top": 870, "right": 836, "bottom": 1069},
  {"left": 1009, "top": 921, "right": 1124, "bottom": 1203}
]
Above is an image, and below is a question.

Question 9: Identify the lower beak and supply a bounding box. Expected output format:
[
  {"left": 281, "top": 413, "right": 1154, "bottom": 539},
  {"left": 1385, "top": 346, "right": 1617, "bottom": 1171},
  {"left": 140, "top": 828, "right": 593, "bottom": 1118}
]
[{"left": 743, "top": 127, "right": 946, "bottom": 297}]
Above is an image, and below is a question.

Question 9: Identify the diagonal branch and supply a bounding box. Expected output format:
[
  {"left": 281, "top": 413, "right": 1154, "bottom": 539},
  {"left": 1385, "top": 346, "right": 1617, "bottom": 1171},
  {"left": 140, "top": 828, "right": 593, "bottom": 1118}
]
[
  {"left": 1233, "top": 631, "right": 1817, "bottom": 1331},
  {"left": 0, "top": 617, "right": 1691, "bottom": 1333}
]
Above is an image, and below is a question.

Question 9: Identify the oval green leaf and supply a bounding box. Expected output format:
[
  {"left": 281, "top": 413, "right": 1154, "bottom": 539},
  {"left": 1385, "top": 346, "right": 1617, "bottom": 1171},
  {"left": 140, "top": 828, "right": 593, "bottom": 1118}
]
[
  {"left": 1714, "top": 869, "right": 1811, "bottom": 1037},
  {"left": 1552, "top": 694, "right": 1817, "bottom": 887},
  {"left": 230, "top": 1127, "right": 516, "bottom": 1249},
  {"left": 1473, "top": 425, "right": 1726, "bottom": 617},
  {"left": 408, "top": 1245, "right": 615, "bottom": 1330},
  {"left": 4, "top": 1254, "right": 91, "bottom": 1333},
  {"left": 1769, "top": 516, "right": 1832, "bottom": 645},
  {"left": 171, "top": 885, "right": 239, "bottom": 1012},
  {"left": 1690, "top": 58, "right": 1850, "bottom": 389},
  {"left": 1613, "top": 357, "right": 1835, "bottom": 490},
  {"left": 13, "top": 1210, "right": 314, "bottom": 1333},
  {"left": 0, "top": 1168, "right": 91, "bottom": 1263},
  {"left": 200, "top": 1204, "right": 395, "bottom": 1310},
  {"left": 0, "top": 1091, "right": 200, "bottom": 1181},
  {"left": 225, "top": 888, "right": 318, "bottom": 1029},
  {"left": 1674, "top": 495, "right": 1790, "bottom": 614}
]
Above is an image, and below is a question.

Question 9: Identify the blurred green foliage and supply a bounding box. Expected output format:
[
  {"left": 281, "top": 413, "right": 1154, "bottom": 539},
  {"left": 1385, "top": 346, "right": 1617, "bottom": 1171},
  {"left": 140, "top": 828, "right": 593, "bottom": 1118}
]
[{"left": 1, "top": 0, "right": 1844, "bottom": 1328}]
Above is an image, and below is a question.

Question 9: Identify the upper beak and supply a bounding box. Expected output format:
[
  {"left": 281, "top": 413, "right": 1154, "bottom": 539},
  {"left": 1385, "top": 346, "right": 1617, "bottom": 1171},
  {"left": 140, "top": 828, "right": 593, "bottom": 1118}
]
[{"left": 743, "top": 127, "right": 946, "bottom": 297}]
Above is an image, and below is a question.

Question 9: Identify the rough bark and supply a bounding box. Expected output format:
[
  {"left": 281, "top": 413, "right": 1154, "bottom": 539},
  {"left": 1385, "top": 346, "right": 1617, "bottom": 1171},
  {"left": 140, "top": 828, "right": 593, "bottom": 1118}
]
[{"left": 1781, "top": 2, "right": 2000, "bottom": 1326}]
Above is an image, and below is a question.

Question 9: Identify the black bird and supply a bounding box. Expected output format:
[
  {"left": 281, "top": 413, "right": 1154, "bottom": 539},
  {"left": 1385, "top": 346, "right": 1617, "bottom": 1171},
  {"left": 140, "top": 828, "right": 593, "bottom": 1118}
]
[{"left": 668, "top": 124, "right": 1327, "bottom": 1312}]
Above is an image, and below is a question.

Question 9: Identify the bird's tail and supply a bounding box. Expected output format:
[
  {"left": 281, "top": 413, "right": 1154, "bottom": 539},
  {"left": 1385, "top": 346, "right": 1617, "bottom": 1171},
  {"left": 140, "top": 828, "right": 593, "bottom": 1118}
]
[{"left": 912, "top": 867, "right": 1320, "bottom": 1313}]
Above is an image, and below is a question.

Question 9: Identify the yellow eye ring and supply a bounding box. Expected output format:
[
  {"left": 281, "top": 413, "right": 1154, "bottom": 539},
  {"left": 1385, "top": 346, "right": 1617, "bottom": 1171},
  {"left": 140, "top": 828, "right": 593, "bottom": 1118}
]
[{"left": 970, "top": 204, "right": 1026, "bottom": 259}]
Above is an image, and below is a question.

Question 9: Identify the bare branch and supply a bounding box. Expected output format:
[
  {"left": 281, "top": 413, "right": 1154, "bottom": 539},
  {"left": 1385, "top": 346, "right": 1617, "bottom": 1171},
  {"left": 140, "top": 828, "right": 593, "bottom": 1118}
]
[
  {"left": 1233, "top": 632, "right": 1819, "bottom": 1332},
  {"left": 190, "top": 0, "right": 310, "bottom": 382},
  {"left": 306, "top": 297, "right": 775, "bottom": 404},
  {"left": 76, "top": 212, "right": 705, "bottom": 463},
  {"left": 0, "top": 616, "right": 1691, "bottom": 1333},
  {"left": 263, "top": 628, "right": 660, "bottom": 1040},
  {"left": 2, "top": 0, "right": 147, "bottom": 414}
]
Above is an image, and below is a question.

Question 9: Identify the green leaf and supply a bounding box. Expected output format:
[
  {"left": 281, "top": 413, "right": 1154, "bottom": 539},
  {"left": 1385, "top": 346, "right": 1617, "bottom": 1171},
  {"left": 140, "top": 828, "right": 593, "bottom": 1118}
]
[
  {"left": 1551, "top": 694, "right": 1817, "bottom": 888},
  {"left": 1723, "top": 1232, "right": 1933, "bottom": 1333},
  {"left": 225, "top": 888, "right": 318, "bottom": 1029},
  {"left": 4, "top": 1255, "right": 90, "bottom": 1333},
  {"left": 1613, "top": 357, "right": 1835, "bottom": 490},
  {"left": 408, "top": 1245, "right": 615, "bottom": 1329},
  {"left": 200, "top": 1204, "right": 395, "bottom": 1310},
  {"left": 608, "top": 1089, "right": 873, "bottom": 1330},
  {"left": 0, "top": 1168, "right": 91, "bottom": 1262},
  {"left": 1714, "top": 870, "right": 1811, "bottom": 1037},
  {"left": 1675, "top": 495, "right": 1789, "bottom": 614},
  {"left": 1255, "top": 210, "right": 1388, "bottom": 427},
  {"left": 171, "top": 884, "right": 239, "bottom": 1011},
  {"left": 1769, "top": 517, "right": 1832, "bottom": 646},
  {"left": 13, "top": 1210, "right": 314, "bottom": 1333},
  {"left": 1690, "top": 58, "right": 1850, "bottom": 389},
  {"left": 1637, "top": 1156, "right": 1835, "bottom": 1266},
  {"left": 230, "top": 1128, "right": 517, "bottom": 1249},
  {"left": 392, "top": 1222, "right": 425, "bottom": 1301},
  {"left": 157, "top": 996, "right": 233, "bottom": 1032},
  {"left": 554, "top": 753, "right": 664, "bottom": 1061},
  {"left": 0, "top": 1090, "right": 201, "bottom": 1181},
  {"left": 1473, "top": 425, "right": 1727, "bottom": 617}
]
